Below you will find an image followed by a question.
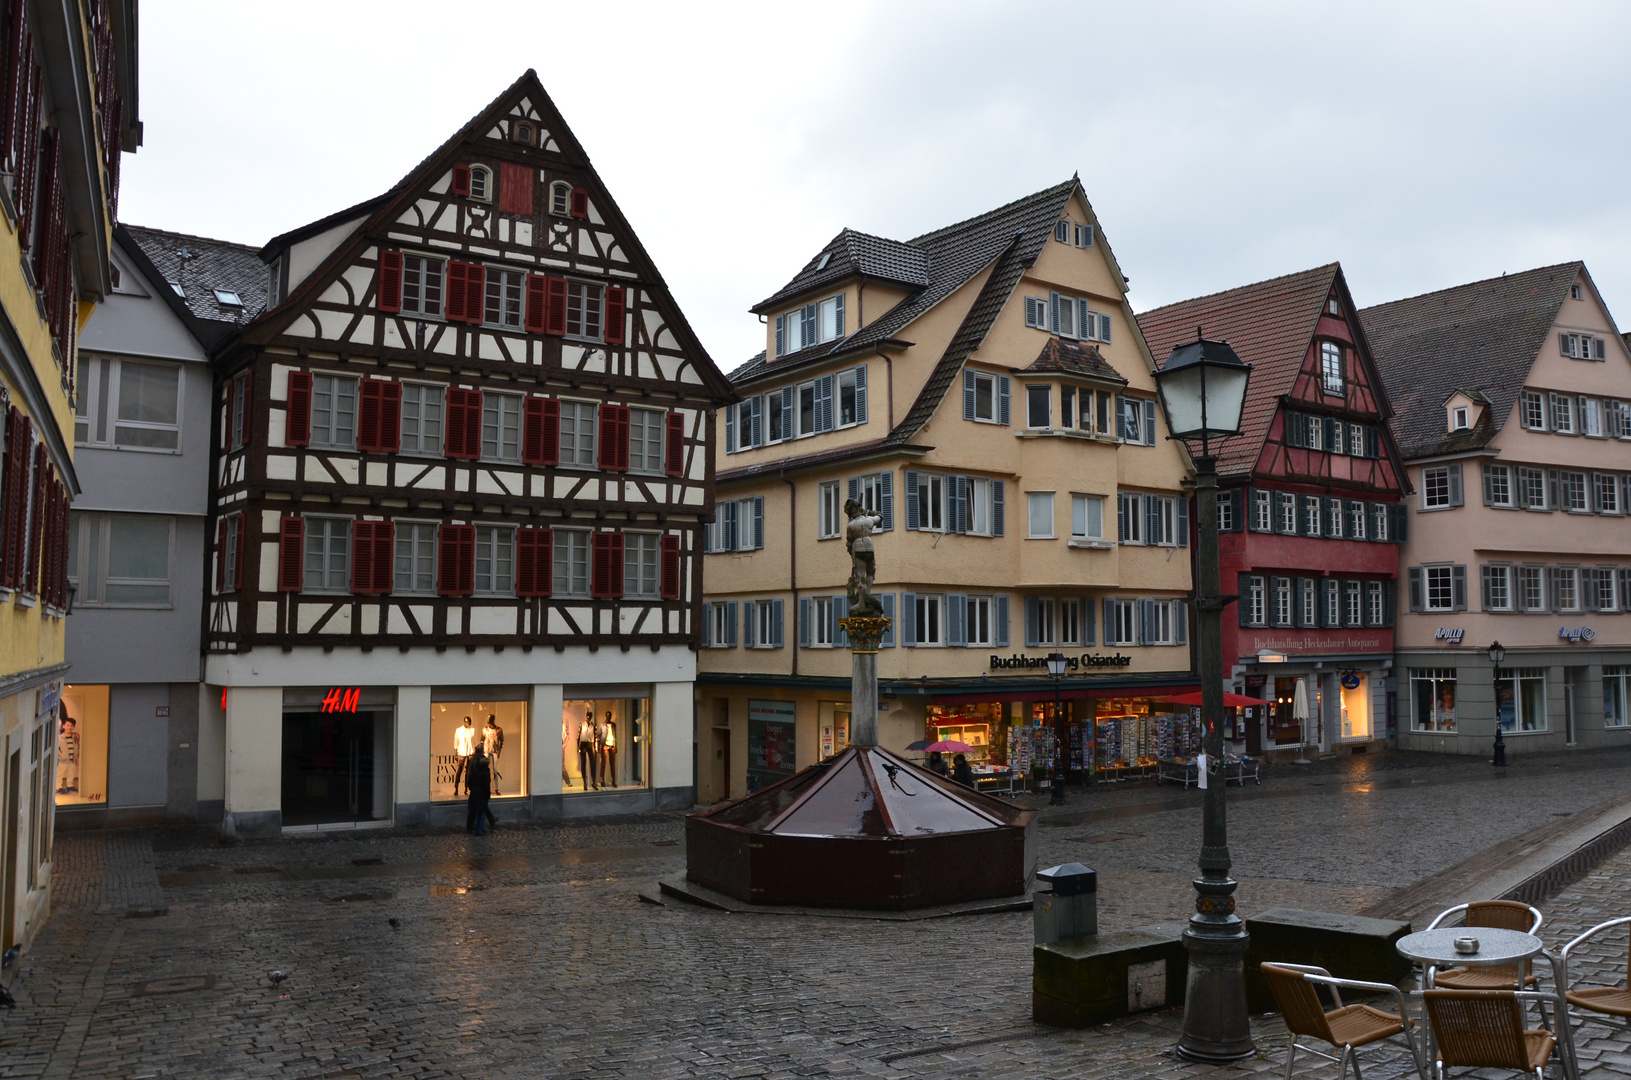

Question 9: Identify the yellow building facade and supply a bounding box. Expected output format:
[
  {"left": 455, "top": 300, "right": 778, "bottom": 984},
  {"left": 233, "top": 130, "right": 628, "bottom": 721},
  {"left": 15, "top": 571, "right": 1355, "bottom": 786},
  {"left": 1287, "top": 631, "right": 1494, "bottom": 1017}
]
[
  {"left": 0, "top": 0, "right": 138, "bottom": 953},
  {"left": 697, "top": 180, "right": 1195, "bottom": 801}
]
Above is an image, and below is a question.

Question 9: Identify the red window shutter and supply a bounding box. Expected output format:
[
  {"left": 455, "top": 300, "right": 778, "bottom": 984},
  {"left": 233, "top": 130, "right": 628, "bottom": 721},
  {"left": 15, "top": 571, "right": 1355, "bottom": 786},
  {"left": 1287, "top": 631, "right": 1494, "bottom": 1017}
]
[
  {"left": 452, "top": 163, "right": 471, "bottom": 198},
  {"left": 570, "top": 187, "right": 589, "bottom": 219},
  {"left": 379, "top": 380, "right": 402, "bottom": 453},
  {"left": 377, "top": 250, "right": 403, "bottom": 313},
  {"left": 278, "top": 516, "right": 304, "bottom": 592},
  {"left": 598, "top": 403, "right": 631, "bottom": 472},
  {"left": 215, "top": 517, "right": 228, "bottom": 591},
  {"left": 516, "top": 527, "right": 553, "bottom": 597},
  {"left": 438, "top": 524, "right": 475, "bottom": 596},
  {"left": 372, "top": 521, "right": 394, "bottom": 593},
  {"left": 660, "top": 535, "right": 681, "bottom": 600},
  {"left": 522, "top": 396, "right": 560, "bottom": 466},
  {"left": 524, "top": 274, "right": 548, "bottom": 333},
  {"left": 446, "top": 261, "right": 470, "bottom": 323},
  {"left": 351, "top": 521, "right": 375, "bottom": 594},
  {"left": 616, "top": 405, "right": 631, "bottom": 471},
  {"left": 233, "top": 515, "right": 246, "bottom": 590},
  {"left": 285, "top": 371, "right": 312, "bottom": 446},
  {"left": 358, "top": 380, "right": 384, "bottom": 452},
  {"left": 464, "top": 263, "right": 485, "bottom": 324},
  {"left": 221, "top": 383, "right": 234, "bottom": 450},
  {"left": 444, "top": 388, "right": 482, "bottom": 459},
  {"left": 26, "top": 443, "right": 44, "bottom": 594},
  {"left": 664, "top": 411, "right": 685, "bottom": 477},
  {"left": 1, "top": 407, "right": 23, "bottom": 588},
  {"left": 499, "top": 162, "right": 534, "bottom": 215},
  {"left": 591, "top": 531, "right": 624, "bottom": 599},
  {"left": 604, "top": 285, "right": 625, "bottom": 345},
  {"left": 544, "top": 276, "right": 568, "bottom": 335},
  {"left": 239, "top": 375, "right": 254, "bottom": 449}
]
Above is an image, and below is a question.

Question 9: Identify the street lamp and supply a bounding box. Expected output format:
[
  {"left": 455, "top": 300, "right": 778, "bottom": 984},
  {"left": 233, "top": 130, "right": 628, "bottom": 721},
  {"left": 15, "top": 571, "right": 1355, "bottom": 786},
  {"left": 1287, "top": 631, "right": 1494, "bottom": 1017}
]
[
  {"left": 1488, "top": 641, "right": 1507, "bottom": 767},
  {"left": 1153, "top": 331, "right": 1255, "bottom": 1063},
  {"left": 1046, "top": 651, "right": 1069, "bottom": 805}
]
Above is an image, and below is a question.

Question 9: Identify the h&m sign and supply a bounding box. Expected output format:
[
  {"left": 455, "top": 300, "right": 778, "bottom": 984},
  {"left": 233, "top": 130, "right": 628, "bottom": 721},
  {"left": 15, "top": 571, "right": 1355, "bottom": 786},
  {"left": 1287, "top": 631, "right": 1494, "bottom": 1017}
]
[{"left": 321, "top": 687, "right": 362, "bottom": 714}]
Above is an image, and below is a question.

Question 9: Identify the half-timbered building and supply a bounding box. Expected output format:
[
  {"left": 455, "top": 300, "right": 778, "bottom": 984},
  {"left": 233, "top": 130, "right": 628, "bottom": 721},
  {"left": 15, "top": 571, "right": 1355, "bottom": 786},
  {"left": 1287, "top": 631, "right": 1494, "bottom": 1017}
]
[
  {"left": 202, "top": 72, "right": 731, "bottom": 837},
  {"left": 1140, "top": 264, "right": 1409, "bottom": 759}
]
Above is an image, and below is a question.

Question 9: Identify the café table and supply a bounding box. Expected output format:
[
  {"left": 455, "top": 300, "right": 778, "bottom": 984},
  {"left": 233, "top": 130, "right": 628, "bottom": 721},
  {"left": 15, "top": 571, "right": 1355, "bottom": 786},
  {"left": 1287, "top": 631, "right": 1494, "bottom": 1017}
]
[{"left": 1395, "top": 927, "right": 1579, "bottom": 1080}]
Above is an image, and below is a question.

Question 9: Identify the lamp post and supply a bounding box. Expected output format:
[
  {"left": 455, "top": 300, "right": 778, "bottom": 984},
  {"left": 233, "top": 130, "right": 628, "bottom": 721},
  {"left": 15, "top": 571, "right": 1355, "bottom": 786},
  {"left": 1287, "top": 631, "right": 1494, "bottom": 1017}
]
[
  {"left": 1047, "top": 651, "right": 1069, "bottom": 805},
  {"left": 1154, "top": 331, "right": 1255, "bottom": 1063},
  {"left": 1489, "top": 641, "right": 1507, "bottom": 767}
]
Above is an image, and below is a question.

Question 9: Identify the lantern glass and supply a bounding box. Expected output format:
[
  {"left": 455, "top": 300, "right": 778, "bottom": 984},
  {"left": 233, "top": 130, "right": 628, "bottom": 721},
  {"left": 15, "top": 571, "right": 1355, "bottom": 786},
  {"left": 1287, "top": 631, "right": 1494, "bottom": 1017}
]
[
  {"left": 1154, "top": 339, "right": 1253, "bottom": 440},
  {"left": 1046, "top": 652, "right": 1069, "bottom": 678}
]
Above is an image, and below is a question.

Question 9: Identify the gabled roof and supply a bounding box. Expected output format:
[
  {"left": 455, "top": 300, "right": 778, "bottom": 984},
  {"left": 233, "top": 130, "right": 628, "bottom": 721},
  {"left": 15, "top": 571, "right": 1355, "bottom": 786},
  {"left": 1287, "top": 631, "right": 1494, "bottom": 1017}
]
[
  {"left": 1359, "top": 262, "right": 1581, "bottom": 459},
  {"left": 121, "top": 224, "right": 268, "bottom": 347},
  {"left": 1138, "top": 264, "right": 1341, "bottom": 476},
  {"left": 1017, "top": 336, "right": 1126, "bottom": 384},
  {"left": 751, "top": 228, "right": 931, "bottom": 314},
  {"left": 730, "top": 178, "right": 1082, "bottom": 388}
]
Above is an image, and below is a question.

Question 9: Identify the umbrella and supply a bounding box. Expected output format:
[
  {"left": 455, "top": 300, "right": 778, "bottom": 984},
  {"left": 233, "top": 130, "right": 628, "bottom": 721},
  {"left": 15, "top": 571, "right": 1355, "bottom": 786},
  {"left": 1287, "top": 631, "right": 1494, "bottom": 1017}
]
[
  {"left": 905, "top": 740, "right": 933, "bottom": 752},
  {"left": 925, "top": 740, "right": 972, "bottom": 753},
  {"left": 1292, "top": 680, "right": 1309, "bottom": 721},
  {"left": 1158, "top": 691, "right": 1271, "bottom": 708}
]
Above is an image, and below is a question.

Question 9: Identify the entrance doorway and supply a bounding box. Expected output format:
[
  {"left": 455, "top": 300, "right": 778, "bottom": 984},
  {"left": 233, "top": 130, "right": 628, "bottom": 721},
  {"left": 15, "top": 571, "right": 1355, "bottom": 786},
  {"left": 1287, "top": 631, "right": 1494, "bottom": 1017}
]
[
  {"left": 705, "top": 727, "right": 731, "bottom": 804},
  {"left": 281, "top": 711, "right": 393, "bottom": 827}
]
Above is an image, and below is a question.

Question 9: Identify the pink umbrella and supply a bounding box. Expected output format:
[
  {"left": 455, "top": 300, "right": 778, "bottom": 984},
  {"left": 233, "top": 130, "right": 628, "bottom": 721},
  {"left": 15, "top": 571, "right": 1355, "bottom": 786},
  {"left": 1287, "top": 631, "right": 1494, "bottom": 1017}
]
[
  {"left": 1157, "top": 691, "right": 1272, "bottom": 708},
  {"left": 925, "top": 740, "right": 973, "bottom": 753}
]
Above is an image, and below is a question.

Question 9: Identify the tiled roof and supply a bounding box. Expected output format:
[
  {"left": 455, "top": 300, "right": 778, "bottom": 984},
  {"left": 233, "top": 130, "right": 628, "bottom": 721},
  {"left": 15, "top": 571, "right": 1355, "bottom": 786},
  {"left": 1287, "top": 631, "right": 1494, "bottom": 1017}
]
[
  {"left": 751, "top": 229, "right": 931, "bottom": 314},
  {"left": 1359, "top": 263, "right": 1580, "bottom": 460},
  {"left": 730, "top": 179, "right": 1080, "bottom": 389},
  {"left": 1138, "top": 264, "right": 1339, "bottom": 476},
  {"left": 124, "top": 224, "right": 269, "bottom": 323},
  {"left": 1017, "top": 336, "right": 1126, "bottom": 384}
]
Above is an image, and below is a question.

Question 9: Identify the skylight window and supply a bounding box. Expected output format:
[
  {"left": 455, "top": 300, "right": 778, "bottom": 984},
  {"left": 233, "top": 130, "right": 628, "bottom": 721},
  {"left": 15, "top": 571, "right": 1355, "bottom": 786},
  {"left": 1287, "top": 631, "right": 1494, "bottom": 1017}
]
[
  {"left": 816, "top": 251, "right": 831, "bottom": 271},
  {"left": 214, "top": 289, "right": 243, "bottom": 306},
  {"left": 169, "top": 281, "right": 185, "bottom": 297}
]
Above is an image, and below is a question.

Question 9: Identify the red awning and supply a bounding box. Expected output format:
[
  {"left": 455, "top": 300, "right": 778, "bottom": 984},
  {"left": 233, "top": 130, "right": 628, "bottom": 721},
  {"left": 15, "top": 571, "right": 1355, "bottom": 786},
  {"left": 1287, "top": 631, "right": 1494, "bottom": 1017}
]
[{"left": 928, "top": 684, "right": 1199, "bottom": 706}]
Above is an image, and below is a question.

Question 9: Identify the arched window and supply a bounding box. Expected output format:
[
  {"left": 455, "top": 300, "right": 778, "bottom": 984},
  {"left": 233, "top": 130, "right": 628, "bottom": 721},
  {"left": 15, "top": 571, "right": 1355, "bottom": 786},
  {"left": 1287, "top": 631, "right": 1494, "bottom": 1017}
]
[
  {"left": 513, "top": 122, "right": 534, "bottom": 146},
  {"left": 469, "top": 165, "right": 492, "bottom": 202},
  {"left": 549, "top": 181, "right": 572, "bottom": 218}
]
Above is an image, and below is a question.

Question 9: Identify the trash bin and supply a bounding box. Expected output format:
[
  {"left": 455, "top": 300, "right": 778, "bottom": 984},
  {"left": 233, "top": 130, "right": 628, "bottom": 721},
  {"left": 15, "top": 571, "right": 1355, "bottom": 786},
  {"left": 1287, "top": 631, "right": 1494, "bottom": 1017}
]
[{"left": 1033, "top": 862, "right": 1097, "bottom": 945}]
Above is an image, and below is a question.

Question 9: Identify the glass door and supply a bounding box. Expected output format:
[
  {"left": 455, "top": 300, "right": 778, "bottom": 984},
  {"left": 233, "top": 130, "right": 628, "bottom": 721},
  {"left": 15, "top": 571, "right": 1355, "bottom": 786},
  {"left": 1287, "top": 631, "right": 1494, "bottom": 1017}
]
[{"left": 282, "top": 710, "right": 392, "bottom": 826}]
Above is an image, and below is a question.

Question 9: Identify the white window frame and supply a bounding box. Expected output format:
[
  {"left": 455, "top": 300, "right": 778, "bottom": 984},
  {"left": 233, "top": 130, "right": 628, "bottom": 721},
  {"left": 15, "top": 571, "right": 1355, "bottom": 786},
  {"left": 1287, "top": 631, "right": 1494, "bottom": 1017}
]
[
  {"left": 68, "top": 511, "right": 176, "bottom": 608},
  {"left": 1550, "top": 392, "right": 1576, "bottom": 434},
  {"left": 966, "top": 595, "right": 993, "bottom": 647},
  {"left": 1422, "top": 466, "right": 1452, "bottom": 509},
  {"left": 1250, "top": 490, "right": 1273, "bottom": 532},
  {"left": 1582, "top": 397, "right": 1604, "bottom": 437},
  {"left": 400, "top": 254, "right": 445, "bottom": 318},
  {"left": 968, "top": 370, "right": 999, "bottom": 423},
  {"left": 1070, "top": 493, "right": 1104, "bottom": 542},
  {"left": 400, "top": 382, "right": 444, "bottom": 456},
  {"left": 628, "top": 407, "right": 666, "bottom": 475},
  {"left": 1564, "top": 471, "right": 1589, "bottom": 513},
  {"left": 916, "top": 473, "right": 947, "bottom": 533},
  {"left": 624, "top": 531, "right": 661, "bottom": 599},
  {"left": 1117, "top": 491, "right": 1143, "bottom": 544},
  {"left": 811, "top": 596, "right": 835, "bottom": 647},
  {"left": 836, "top": 367, "right": 864, "bottom": 428},
  {"left": 1520, "top": 390, "right": 1547, "bottom": 431},
  {"left": 468, "top": 164, "right": 492, "bottom": 203},
  {"left": 1517, "top": 565, "right": 1546, "bottom": 612},
  {"left": 1366, "top": 581, "right": 1385, "bottom": 626},
  {"left": 1483, "top": 563, "right": 1512, "bottom": 612},
  {"left": 1424, "top": 564, "right": 1455, "bottom": 612},
  {"left": 1109, "top": 599, "right": 1139, "bottom": 646},
  {"left": 1486, "top": 464, "right": 1513, "bottom": 508},
  {"left": 549, "top": 181, "right": 572, "bottom": 218},
  {"left": 552, "top": 528, "right": 592, "bottom": 598},
  {"left": 1272, "top": 577, "right": 1292, "bottom": 627},
  {"left": 565, "top": 280, "right": 604, "bottom": 341},
  {"left": 913, "top": 593, "right": 944, "bottom": 646},
  {"left": 473, "top": 525, "right": 514, "bottom": 596},
  {"left": 1346, "top": 500, "right": 1366, "bottom": 540},
  {"left": 558, "top": 399, "right": 598, "bottom": 469},
  {"left": 303, "top": 515, "right": 352, "bottom": 595},
  {"left": 708, "top": 602, "right": 731, "bottom": 648},
  {"left": 817, "top": 481, "right": 842, "bottom": 540},
  {"left": 1411, "top": 668, "right": 1458, "bottom": 733},
  {"left": 310, "top": 374, "right": 358, "bottom": 450},
  {"left": 1034, "top": 597, "right": 1056, "bottom": 646},
  {"left": 1244, "top": 575, "right": 1266, "bottom": 627},
  {"left": 1518, "top": 466, "right": 1548, "bottom": 510},
  {"left": 394, "top": 521, "right": 438, "bottom": 595},
  {"left": 1320, "top": 341, "right": 1344, "bottom": 395},
  {"left": 1275, "top": 491, "right": 1298, "bottom": 533},
  {"left": 1060, "top": 598, "right": 1082, "bottom": 645},
  {"left": 483, "top": 266, "right": 525, "bottom": 329},
  {"left": 968, "top": 477, "right": 992, "bottom": 536},
  {"left": 774, "top": 293, "right": 845, "bottom": 356},
  {"left": 75, "top": 356, "right": 184, "bottom": 453},
  {"left": 1028, "top": 491, "right": 1055, "bottom": 539},
  {"left": 1495, "top": 667, "right": 1547, "bottom": 733},
  {"left": 1552, "top": 566, "right": 1581, "bottom": 612},
  {"left": 481, "top": 392, "right": 524, "bottom": 463},
  {"left": 1026, "top": 384, "right": 1052, "bottom": 429},
  {"left": 1451, "top": 405, "right": 1469, "bottom": 431},
  {"left": 1145, "top": 600, "right": 1177, "bottom": 645}
]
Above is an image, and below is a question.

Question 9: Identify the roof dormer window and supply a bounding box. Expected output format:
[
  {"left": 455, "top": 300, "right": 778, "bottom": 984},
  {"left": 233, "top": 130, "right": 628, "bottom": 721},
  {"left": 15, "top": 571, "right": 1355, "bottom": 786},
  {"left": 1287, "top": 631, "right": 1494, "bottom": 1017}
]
[
  {"left": 168, "top": 281, "right": 184, "bottom": 298},
  {"left": 1450, "top": 405, "right": 1470, "bottom": 431},
  {"left": 214, "top": 289, "right": 242, "bottom": 307},
  {"left": 816, "top": 251, "right": 831, "bottom": 271},
  {"left": 774, "top": 293, "right": 845, "bottom": 357},
  {"left": 513, "top": 122, "right": 534, "bottom": 146}
]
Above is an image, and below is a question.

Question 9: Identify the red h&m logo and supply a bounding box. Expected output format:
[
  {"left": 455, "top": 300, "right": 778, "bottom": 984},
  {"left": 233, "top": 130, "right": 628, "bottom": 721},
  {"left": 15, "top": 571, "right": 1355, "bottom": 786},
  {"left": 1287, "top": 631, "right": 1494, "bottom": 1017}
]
[{"left": 321, "top": 688, "right": 362, "bottom": 714}]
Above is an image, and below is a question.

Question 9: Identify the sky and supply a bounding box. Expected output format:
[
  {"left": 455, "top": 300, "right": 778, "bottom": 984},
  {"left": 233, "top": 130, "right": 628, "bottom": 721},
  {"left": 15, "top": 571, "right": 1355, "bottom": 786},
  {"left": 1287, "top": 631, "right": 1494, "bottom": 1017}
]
[{"left": 124, "top": 1, "right": 1631, "bottom": 372}]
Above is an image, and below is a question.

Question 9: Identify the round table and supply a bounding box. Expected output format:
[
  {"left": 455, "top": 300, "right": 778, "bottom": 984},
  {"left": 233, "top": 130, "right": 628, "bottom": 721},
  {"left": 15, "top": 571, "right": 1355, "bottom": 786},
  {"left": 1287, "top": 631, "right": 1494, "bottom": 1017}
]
[{"left": 1396, "top": 927, "right": 1543, "bottom": 970}]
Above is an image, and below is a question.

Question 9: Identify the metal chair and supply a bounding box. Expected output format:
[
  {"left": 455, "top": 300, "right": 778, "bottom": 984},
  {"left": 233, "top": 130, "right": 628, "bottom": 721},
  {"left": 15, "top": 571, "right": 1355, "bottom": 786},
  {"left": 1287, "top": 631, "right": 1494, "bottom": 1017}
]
[
  {"left": 1559, "top": 915, "right": 1631, "bottom": 1032},
  {"left": 1421, "top": 989, "right": 1562, "bottom": 1079},
  {"left": 1260, "top": 962, "right": 1426, "bottom": 1080},
  {"left": 1426, "top": 901, "right": 1544, "bottom": 991}
]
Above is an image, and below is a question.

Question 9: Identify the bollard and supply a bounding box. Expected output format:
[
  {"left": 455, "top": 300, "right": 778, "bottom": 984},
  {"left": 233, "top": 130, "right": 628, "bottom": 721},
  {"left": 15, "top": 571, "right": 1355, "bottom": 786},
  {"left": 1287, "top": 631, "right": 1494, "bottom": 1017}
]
[{"left": 1033, "top": 862, "right": 1097, "bottom": 945}]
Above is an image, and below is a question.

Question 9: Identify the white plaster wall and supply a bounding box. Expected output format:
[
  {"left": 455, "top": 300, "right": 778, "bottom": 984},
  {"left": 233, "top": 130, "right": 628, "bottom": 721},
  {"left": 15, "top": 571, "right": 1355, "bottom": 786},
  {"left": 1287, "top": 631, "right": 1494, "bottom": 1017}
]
[
  {"left": 651, "top": 680, "right": 694, "bottom": 791},
  {"left": 224, "top": 686, "right": 282, "bottom": 814},
  {"left": 530, "top": 684, "right": 565, "bottom": 797},
  {"left": 196, "top": 683, "right": 225, "bottom": 803},
  {"left": 396, "top": 686, "right": 431, "bottom": 805}
]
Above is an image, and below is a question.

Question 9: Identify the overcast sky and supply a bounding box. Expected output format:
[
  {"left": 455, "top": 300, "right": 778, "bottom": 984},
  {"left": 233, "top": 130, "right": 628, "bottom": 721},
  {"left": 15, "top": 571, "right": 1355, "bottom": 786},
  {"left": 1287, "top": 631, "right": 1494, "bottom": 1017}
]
[{"left": 125, "top": 1, "right": 1631, "bottom": 372}]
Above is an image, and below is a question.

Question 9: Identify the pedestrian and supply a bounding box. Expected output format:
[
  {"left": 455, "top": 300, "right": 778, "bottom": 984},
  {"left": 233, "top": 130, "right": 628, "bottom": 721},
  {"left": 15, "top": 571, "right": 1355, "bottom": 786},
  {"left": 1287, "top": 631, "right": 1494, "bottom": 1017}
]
[
  {"left": 465, "top": 746, "right": 497, "bottom": 835},
  {"left": 951, "top": 753, "right": 975, "bottom": 788},
  {"left": 927, "top": 751, "right": 949, "bottom": 777}
]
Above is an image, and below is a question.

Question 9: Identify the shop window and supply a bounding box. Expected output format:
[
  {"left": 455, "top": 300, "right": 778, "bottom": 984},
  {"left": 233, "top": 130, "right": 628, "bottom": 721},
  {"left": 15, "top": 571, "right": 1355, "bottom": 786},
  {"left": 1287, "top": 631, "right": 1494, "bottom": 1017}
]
[
  {"left": 1339, "top": 676, "right": 1370, "bottom": 740},
  {"left": 1270, "top": 677, "right": 1306, "bottom": 746},
  {"left": 430, "top": 700, "right": 528, "bottom": 803},
  {"left": 925, "top": 703, "right": 1001, "bottom": 767},
  {"left": 1410, "top": 668, "right": 1457, "bottom": 732},
  {"left": 1606, "top": 666, "right": 1630, "bottom": 727},
  {"left": 56, "top": 685, "right": 109, "bottom": 806},
  {"left": 1495, "top": 668, "right": 1546, "bottom": 733},
  {"left": 819, "top": 702, "right": 851, "bottom": 759},
  {"left": 743, "top": 698, "right": 792, "bottom": 792}
]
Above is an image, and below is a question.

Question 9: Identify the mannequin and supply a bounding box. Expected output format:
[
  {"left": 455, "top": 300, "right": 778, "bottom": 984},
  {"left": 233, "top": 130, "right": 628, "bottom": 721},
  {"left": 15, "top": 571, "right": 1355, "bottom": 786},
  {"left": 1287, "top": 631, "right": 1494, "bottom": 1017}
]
[
  {"left": 453, "top": 717, "right": 476, "bottom": 796},
  {"left": 601, "top": 711, "right": 617, "bottom": 788},
  {"left": 483, "top": 715, "right": 505, "bottom": 796},
  {"left": 576, "top": 707, "right": 598, "bottom": 790},
  {"left": 56, "top": 709, "right": 79, "bottom": 795}
]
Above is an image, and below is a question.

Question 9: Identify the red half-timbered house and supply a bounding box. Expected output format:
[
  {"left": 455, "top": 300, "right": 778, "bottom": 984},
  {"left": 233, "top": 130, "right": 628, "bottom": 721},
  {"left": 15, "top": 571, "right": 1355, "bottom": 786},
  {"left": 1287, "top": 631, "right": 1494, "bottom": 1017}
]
[
  {"left": 202, "top": 72, "right": 732, "bottom": 837},
  {"left": 1141, "top": 264, "right": 1409, "bottom": 758}
]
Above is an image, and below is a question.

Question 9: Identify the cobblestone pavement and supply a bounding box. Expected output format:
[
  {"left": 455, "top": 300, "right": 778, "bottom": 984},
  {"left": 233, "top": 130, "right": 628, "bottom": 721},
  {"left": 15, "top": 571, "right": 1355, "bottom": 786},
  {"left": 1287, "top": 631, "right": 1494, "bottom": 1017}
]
[{"left": 2, "top": 747, "right": 1629, "bottom": 1078}]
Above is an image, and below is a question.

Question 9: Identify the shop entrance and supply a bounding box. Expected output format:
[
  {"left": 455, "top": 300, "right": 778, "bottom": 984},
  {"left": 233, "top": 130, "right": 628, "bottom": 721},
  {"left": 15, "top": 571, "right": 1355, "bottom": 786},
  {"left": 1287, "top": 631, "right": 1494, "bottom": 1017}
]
[{"left": 281, "top": 711, "right": 393, "bottom": 827}]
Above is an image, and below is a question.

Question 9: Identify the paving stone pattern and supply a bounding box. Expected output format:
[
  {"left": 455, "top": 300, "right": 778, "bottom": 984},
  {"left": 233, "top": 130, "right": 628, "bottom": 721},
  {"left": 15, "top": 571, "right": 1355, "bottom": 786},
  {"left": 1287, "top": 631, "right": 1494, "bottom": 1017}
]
[{"left": 1, "top": 748, "right": 1628, "bottom": 1078}]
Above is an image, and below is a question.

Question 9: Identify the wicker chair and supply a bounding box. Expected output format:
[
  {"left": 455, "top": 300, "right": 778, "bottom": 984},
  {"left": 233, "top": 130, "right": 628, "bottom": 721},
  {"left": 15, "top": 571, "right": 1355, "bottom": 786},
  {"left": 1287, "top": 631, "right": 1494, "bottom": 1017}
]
[
  {"left": 1559, "top": 915, "right": 1631, "bottom": 1032},
  {"left": 1260, "top": 962, "right": 1425, "bottom": 1080},
  {"left": 1421, "top": 989, "right": 1560, "bottom": 1079},
  {"left": 1427, "top": 901, "right": 1544, "bottom": 990}
]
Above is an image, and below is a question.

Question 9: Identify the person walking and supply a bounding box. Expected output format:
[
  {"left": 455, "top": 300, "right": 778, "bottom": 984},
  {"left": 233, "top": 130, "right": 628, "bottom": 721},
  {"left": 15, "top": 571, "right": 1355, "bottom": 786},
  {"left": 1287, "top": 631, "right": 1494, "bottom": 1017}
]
[
  {"left": 951, "top": 753, "right": 975, "bottom": 788},
  {"left": 465, "top": 746, "right": 497, "bottom": 834}
]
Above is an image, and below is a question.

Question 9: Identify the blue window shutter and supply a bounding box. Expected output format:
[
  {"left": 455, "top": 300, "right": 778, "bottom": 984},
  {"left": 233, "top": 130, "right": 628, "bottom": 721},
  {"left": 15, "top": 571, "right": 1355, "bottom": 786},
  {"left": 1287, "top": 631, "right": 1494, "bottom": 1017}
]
[
  {"left": 947, "top": 593, "right": 966, "bottom": 646},
  {"left": 1145, "top": 494, "right": 1159, "bottom": 544},
  {"left": 998, "top": 376, "right": 1011, "bottom": 426},
  {"left": 1139, "top": 599, "right": 1155, "bottom": 645},
  {"left": 799, "top": 597, "right": 811, "bottom": 647},
  {"left": 1049, "top": 293, "right": 1061, "bottom": 334},
  {"left": 815, "top": 375, "right": 834, "bottom": 432},
  {"left": 956, "top": 476, "right": 970, "bottom": 534},
  {"left": 1143, "top": 399, "right": 1156, "bottom": 445},
  {"left": 725, "top": 405, "right": 736, "bottom": 453},
  {"left": 835, "top": 596, "right": 849, "bottom": 646},
  {"left": 723, "top": 501, "right": 737, "bottom": 552},
  {"left": 802, "top": 304, "right": 816, "bottom": 346},
  {"left": 702, "top": 518, "right": 713, "bottom": 553},
  {"left": 880, "top": 593, "right": 895, "bottom": 647},
  {"left": 742, "top": 600, "right": 754, "bottom": 647},
  {"left": 1104, "top": 599, "right": 1118, "bottom": 644},
  {"left": 726, "top": 601, "right": 737, "bottom": 646},
  {"left": 1174, "top": 600, "right": 1187, "bottom": 645},
  {"left": 771, "top": 599, "right": 785, "bottom": 647},
  {"left": 1117, "top": 493, "right": 1127, "bottom": 542},
  {"left": 834, "top": 293, "right": 845, "bottom": 338},
  {"left": 781, "top": 387, "right": 794, "bottom": 434},
  {"left": 1024, "top": 597, "right": 1040, "bottom": 647},
  {"left": 774, "top": 316, "right": 784, "bottom": 357},
  {"left": 964, "top": 370, "right": 976, "bottom": 420},
  {"left": 1177, "top": 497, "right": 1189, "bottom": 546},
  {"left": 904, "top": 471, "right": 921, "bottom": 530},
  {"left": 847, "top": 476, "right": 859, "bottom": 501},
  {"left": 853, "top": 365, "right": 867, "bottom": 424},
  {"left": 753, "top": 497, "right": 765, "bottom": 550},
  {"left": 1083, "top": 598, "right": 1096, "bottom": 646},
  {"left": 901, "top": 592, "right": 917, "bottom": 646},
  {"left": 992, "top": 480, "right": 1004, "bottom": 536},
  {"left": 994, "top": 595, "right": 1009, "bottom": 647},
  {"left": 1384, "top": 581, "right": 1396, "bottom": 627},
  {"left": 1116, "top": 395, "right": 1129, "bottom": 439},
  {"left": 750, "top": 396, "right": 763, "bottom": 447},
  {"left": 1100, "top": 313, "right": 1112, "bottom": 342},
  {"left": 878, "top": 471, "right": 894, "bottom": 531},
  {"left": 1078, "top": 298, "right": 1092, "bottom": 339}
]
